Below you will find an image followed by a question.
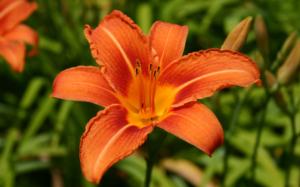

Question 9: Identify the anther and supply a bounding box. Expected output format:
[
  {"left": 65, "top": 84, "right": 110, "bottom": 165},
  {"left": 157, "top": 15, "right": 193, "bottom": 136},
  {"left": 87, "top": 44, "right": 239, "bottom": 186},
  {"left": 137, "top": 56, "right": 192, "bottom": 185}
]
[
  {"left": 153, "top": 70, "right": 157, "bottom": 77},
  {"left": 156, "top": 66, "right": 160, "bottom": 75},
  {"left": 153, "top": 66, "right": 160, "bottom": 78},
  {"left": 135, "top": 59, "right": 142, "bottom": 75},
  {"left": 149, "top": 64, "right": 153, "bottom": 72},
  {"left": 136, "top": 59, "right": 141, "bottom": 67},
  {"left": 141, "top": 103, "right": 146, "bottom": 111}
]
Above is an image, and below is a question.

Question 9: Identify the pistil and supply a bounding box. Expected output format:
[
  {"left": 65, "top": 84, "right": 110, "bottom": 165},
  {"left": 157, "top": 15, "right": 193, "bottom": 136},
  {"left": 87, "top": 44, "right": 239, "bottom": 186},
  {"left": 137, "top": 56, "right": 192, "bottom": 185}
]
[
  {"left": 135, "top": 59, "right": 146, "bottom": 114},
  {"left": 148, "top": 64, "right": 160, "bottom": 116}
]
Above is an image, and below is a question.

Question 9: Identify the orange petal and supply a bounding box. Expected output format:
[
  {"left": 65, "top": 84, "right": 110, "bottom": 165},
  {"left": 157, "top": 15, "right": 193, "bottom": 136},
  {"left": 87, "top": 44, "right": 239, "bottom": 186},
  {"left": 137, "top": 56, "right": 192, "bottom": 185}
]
[
  {"left": 84, "top": 10, "right": 151, "bottom": 95},
  {"left": 158, "top": 49, "right": 260, "bottom": 106},
  {"left": 52, "top": 66, "right": 119, "bottom": 107},
  {"left": 4, "top": 24, "right": 38, "bottom": 55},
  {"left": 80, "top": 104, "right": 153, "bottom": 183},
  {"left": 149, "top": 21, "right": 188, "bottom": 69},
  {"left": 158, "top": 102, "right": 223, "bottom": 155},
  {"left": 0, "top": 39, "right": 25, "bottom": 72},
  {"left": 0, "top": 0, "right": 37, "bottom": 34},
  {"left": 0, "top": 0, "right": 16, "bottom": 11}
]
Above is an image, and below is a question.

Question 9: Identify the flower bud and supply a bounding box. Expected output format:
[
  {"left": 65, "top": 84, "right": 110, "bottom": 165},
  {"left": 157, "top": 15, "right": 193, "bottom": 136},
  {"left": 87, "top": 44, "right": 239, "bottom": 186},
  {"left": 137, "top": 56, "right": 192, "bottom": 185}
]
[
  {"left": 277, "top": 39, "right": 300, "bottom": 84},
  {"left": 221, "top": 17, "right": 252, "bottom": 51},
  {"left": 255, "top": 15, "right": 269, "bottom": 60},
  {"left": 276, "top": 32, "right": 297, "bottom": 62},
  {"left": 272, "top": 32, "right": 297, "bottom": 70}
]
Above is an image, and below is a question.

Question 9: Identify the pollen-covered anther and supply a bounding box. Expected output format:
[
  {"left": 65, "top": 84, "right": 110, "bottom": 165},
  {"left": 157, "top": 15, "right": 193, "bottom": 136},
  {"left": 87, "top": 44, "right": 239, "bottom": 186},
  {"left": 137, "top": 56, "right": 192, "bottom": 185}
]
[
  {"left": 135, "top": 59, "right": 142, "bottom": 75},
  {"left": 153, "top": 66, "right": 160, "bottom": 79},
  {"left": 156, "top": 66, "right": 160, "bottom": 77},
  {"left": 149, "top": 63, "right": 153, "bottom": 72}
]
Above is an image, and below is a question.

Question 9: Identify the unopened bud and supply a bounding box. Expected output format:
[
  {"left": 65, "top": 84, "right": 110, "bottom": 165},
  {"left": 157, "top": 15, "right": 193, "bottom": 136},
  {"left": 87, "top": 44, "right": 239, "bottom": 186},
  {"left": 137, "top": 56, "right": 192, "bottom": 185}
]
[
  {"left": 277, "top": 32, "right": 297, "bottom": 60},
  {"left": 255, "top": 15, "right": 269, "bottom": 60},
  {"left": 221, "top": 17, "right": 252, "bottom": 51},
  {"left": 272, "top": 32, "right": 297, "bottom": 70},
  {"left": 277, "top": 39, "right": 300, "bottom": 84}
]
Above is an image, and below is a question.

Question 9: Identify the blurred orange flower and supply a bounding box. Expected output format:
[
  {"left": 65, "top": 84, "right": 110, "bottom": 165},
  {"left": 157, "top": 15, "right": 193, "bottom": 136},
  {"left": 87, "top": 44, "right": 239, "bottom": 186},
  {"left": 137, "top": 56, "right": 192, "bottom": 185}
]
[
  {"left": 0, "top": 0, "right": 38, "bottom": 72},
  {"left": 52, "top": 10, "right": 260, "bottom": 183}
]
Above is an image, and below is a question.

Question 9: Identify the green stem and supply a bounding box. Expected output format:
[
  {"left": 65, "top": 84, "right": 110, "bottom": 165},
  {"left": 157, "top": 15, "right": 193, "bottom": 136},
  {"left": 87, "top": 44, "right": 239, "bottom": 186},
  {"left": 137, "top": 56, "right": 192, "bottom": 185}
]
[
  {"left": 144, "top": 157, "right": 155, "bottom": 187},
  {"left": 221, "top": 141, "right": 229, "bottom": 187},
  {"left": 0, "top": 128, "right": 19, "bottom": 187},
  {"left": 228, "top": 89, "right": 252, "bottom": 134},
  {"left": 250, "top": 97, "right": 270, "bottom": 184},
  {"left": 284, "top": 89, "right": 297, "bottom": 187},
  {"left": 249, "top": 58, "right": 272, "bottom": 184},
  {"left": 144, "top": 130, "right": 167, "bottom": 187},
  {"left": 51, "top": 101, "right": 73, "bottom": 147},
  {"left": 221, "top": 89, "right": 250, "bottom": 186},
  {"left": 285, "top": 113, "right": 297, "bottom": 187}
]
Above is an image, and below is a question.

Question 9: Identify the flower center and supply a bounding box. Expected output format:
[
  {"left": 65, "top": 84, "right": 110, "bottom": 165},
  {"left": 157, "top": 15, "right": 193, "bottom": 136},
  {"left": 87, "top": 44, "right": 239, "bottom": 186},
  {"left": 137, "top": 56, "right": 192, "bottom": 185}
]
[{"left": 125, "top": 60, "right": 175, "bottom": 128}]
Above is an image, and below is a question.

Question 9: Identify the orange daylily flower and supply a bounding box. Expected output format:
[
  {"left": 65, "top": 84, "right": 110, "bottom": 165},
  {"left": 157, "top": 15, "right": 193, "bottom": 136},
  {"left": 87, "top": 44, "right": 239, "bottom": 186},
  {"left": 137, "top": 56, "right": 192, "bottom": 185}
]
[
  {"left": 52, "top": 10, "right": 260, "bottom": 183},
  {"left": 0, "top": 0, "right": 38, "bottom": 72}
]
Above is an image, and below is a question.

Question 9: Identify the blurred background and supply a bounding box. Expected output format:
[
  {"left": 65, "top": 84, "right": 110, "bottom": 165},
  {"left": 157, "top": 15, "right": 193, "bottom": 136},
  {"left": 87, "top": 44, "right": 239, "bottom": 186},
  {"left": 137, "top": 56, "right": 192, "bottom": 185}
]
[{"left": 0, "top": 0, "right": 300, "bottom": 186}]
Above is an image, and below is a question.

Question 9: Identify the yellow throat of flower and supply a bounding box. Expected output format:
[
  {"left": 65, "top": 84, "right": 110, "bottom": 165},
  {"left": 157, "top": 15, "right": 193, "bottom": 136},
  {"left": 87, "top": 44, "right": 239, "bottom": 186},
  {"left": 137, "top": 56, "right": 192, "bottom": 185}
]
[{"left": 121, "top": 62, "right": 176, "bottom": 128}]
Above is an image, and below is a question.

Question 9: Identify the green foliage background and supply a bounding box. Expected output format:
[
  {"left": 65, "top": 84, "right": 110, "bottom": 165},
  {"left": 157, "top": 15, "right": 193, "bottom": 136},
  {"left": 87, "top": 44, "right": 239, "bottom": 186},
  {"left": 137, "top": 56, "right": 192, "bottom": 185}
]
[{"left": 0, "top": 0, "right": 300, "bottom": 187}]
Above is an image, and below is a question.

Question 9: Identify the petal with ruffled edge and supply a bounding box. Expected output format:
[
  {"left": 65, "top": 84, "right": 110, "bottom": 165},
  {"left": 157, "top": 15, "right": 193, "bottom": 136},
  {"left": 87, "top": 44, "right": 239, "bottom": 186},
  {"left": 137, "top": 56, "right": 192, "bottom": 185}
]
[
  {"left": 0, "top": 39, "right": 25, "bottom": 72},
  {"left": 149, "top": 21, "right": 188, "bottom": 69},
  {"left": 80, "top": 104, "right": 153, "bottom": 183},
  {"left": 158, "top": 102, "right": 223, "bottom": 156},
  {"left": 158, "top": 49, "right": 260, "bottom": 107},
  {"left": 4, "top": 24, "right": 38, "bottom": 55},
  {"left": 52, "top": 66, "right": 119, "bottom": 107},
  {"left": 0, "top": 0, "right": 37, "bottom": 34},
  {"left": 84, "top": 10, "right": 151, "bottom": 95}
]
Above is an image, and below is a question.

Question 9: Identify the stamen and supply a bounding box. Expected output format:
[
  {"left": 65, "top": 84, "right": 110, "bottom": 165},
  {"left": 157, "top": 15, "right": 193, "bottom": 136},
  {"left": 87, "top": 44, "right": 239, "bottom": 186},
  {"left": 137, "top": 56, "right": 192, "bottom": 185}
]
[
  {"left": 149, "top": 64, "right": 153, "bottom": 72},
  {"left": 140, "top": 103, "right": 145, "bottom": 113},
  {"left": 135, "top": 59, "right": 146, "bottom": 112},
  {"left": 134, "top": 59, "right": 160, "bottom": 123},
  {"left": 149, "top": 67, "right": 160, "bottom": 115},
  {"left": 136, "top": 59, "right": 141, "bottom": 67},
  {"left": 156, "top": 66, "right": 160, "bottom": 76},
  {"left": 153, "top": 66, "right": 160, "bottom": 79},
  {"left": 135, "top": 59, "right": 142, "bottom": 75}
]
